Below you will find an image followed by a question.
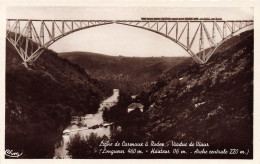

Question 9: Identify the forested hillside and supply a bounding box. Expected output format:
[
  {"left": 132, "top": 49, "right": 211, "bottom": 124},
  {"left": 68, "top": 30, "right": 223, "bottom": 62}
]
[
  {"left": 135, "top": 30, "right": 253, "bottom": 158},
  {"left": 6, "top": 40, "right": 111, "bottom": 158},
  {"left": 59, "top": 52, "right": 190, "bottom": 94}
]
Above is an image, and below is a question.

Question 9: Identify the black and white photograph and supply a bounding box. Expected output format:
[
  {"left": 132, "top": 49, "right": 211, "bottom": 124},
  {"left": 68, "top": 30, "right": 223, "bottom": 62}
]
[{"left": 2, "top": 2, "right": 257, "bottom": 161}]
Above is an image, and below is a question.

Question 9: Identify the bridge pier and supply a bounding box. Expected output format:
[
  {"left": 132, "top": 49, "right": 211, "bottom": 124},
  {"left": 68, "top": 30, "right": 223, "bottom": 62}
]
[
  {"left": 22, "top": 61, "right": 35, "bottom": 70},
  {"left": 22, "top": 62, "right": 28, "bottom": 68}
]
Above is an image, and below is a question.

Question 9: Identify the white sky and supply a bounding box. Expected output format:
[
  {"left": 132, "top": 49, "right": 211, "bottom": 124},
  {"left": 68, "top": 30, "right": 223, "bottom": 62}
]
[{"left": 7, "top": 7, "right": 254, "bottom": 57}]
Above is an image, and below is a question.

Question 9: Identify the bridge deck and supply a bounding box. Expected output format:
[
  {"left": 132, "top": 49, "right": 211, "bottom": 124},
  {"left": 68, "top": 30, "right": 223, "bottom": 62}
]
[{"left": 6, "top": 19, "right": 254, "bottom": 22}]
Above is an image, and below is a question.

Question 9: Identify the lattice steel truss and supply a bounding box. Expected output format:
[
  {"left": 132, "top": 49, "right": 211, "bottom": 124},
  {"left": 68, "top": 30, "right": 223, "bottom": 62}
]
[
  {"left": 6, "top": 19, "right": 253, "bottom": 66},
  {"left": 116, "top": 20, "right": 253, "bottom": 64},
  {"left": 6, "top": 19, "right": 113, "bottom": 66}
]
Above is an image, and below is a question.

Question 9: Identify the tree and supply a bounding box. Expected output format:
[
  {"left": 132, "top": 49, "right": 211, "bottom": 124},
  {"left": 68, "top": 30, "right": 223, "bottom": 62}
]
[{"left": 66, "top": 133, "right": 108, "bottom": 158}]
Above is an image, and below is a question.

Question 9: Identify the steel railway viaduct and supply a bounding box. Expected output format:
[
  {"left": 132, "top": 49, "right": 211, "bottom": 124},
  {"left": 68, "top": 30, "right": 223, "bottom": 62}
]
[{"left": 6, "top": 18, "right": 253, "bottom": 67}]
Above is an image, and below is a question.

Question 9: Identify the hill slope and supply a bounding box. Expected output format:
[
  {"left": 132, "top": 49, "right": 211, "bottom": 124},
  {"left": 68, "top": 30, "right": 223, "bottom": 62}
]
[
  {"left": 59, "top": 52, "right": 191, "bottom": 94},
  {"left": 5, "top": 41, "right": 110, "bottom": 158},
  {"left": 134, "top": 30, "right": 253, "bottom": 158}
]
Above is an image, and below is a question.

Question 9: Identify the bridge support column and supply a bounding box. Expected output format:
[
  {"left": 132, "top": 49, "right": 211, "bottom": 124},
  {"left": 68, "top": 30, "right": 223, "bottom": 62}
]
[
  {"left": 22, "top": 61, "right": 28, "bottom": 68},
  {"left": 22, "top": 61, "right": 35, "bottom": 70}
]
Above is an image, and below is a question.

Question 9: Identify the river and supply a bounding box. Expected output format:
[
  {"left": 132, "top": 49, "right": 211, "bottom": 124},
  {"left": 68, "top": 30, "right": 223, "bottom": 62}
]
[{"left": 54, "top": 89, "right": 120, "bottom": 158}]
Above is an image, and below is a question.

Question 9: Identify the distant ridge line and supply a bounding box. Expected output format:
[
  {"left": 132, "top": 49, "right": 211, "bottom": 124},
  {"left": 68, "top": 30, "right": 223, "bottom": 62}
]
[{"left": 59, "top": 51, "right": 190, "bottom": 58}]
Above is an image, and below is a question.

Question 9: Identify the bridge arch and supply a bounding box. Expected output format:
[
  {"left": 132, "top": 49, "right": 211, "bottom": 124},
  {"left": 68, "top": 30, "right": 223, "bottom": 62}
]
[
  {"left": 6, "top": 19, "right": 253, "bottom": 66},
  {"left": 6, "top": 20, "right": 114, "bottom": 66},
  {"left": 115, "top": 22, "right": 203, "bottom": 63},
  {"left": 115, "top": 20, "right": 253, "bottom": 64}
]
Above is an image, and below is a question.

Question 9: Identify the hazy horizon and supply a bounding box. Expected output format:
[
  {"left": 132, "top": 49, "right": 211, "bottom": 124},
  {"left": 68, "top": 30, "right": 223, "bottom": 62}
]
[{"left": 59, "top": 50, "right": 191, "bottom": 58}]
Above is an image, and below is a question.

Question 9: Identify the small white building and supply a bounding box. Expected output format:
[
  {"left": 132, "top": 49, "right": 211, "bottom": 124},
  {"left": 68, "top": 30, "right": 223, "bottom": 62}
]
[
  {"left": 127, "top": 103, "right": 144, "bottom": 113},
  {"left": 131, "top": 95, "right": 137, "bottom": 101}
]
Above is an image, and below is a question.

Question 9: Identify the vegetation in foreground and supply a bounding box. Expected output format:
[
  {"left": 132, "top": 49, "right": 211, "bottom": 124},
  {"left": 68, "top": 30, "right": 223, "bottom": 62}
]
[
  {"left": 66, "top": 30, "right": 253, "bottom": 159},
  {"left": 5, "top": 40, "right": 111, "bottom": 158}
]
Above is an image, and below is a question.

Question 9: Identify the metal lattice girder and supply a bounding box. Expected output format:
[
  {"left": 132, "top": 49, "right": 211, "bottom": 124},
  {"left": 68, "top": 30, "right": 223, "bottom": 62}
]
[
  {"left": 115, "top": 20, "right": 253, "bottom": 64},
  {"left": 6, "top": 19, "right": 114, "bottom": 64},
  {"left": 6, "top": 19, "right": 253, "bottom": 65}
]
